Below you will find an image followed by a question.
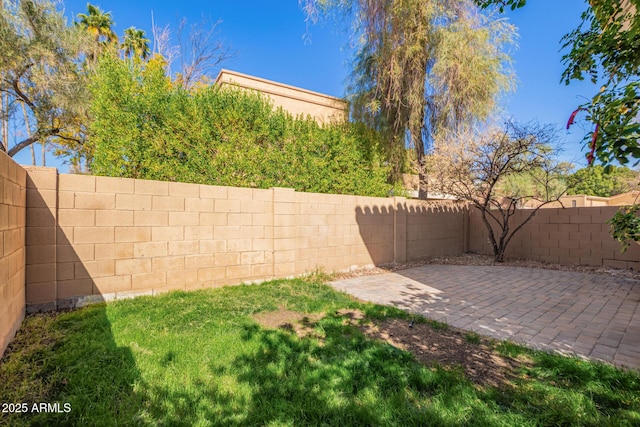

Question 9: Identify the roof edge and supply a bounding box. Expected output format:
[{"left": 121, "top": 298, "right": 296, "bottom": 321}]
[{"left": 213, "top": 69, "right": 347, "bottom": 105}]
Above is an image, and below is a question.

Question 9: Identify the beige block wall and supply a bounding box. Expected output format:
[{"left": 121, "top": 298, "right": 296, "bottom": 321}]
[
  {"left": 272, "top": 192, "right": 467, "bottom": 277},
  {"left": 469, "top": 206, "right": 640, "bottom": 269},
  {"left": 405, "top": 201, "right": 467, "bottom": 260},
  {"left": 25, "top": 170, "right": 279, "bottom": 309},
  {"left": 20, "top": 167, "right": 639, "bottom": 314},
  {"left": 278, "top": 190, "right": 395, "bottom": 277},
  {"left": 24, "top": 167, "right": 58, "bottom": 311},
  {"left": 23, "top": 171, "right": 466, "bottom": 309},
  {"left": 0, "top": 152, "right": 27, "bottom": 356}
]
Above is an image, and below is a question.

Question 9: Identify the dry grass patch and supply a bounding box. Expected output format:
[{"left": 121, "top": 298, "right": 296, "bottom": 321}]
[
  {"left": 254, "top": 307, "right": 528, "bottom": 388},
  {"left": 252, "top": 308, "right": 324, "bottom": 339}
]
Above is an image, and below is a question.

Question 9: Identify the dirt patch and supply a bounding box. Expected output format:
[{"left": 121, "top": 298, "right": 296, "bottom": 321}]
[
  {"left": 335, "top": 310, "right": 524, "bottom": 387},
  {"left": 333, "top": 253, "right": 640, "bottom": 281},
  {"left": 254, "top": 308, "right": 526, "bottom": 387},
  {"left": 336, "top": 308, "right": 366, "bottom": 322},
  {"left": 252, "top": 308, "right": 324, "bottom": 339},
  {"left": 361, "top": 319, "right": 525, "bottom": 387}
]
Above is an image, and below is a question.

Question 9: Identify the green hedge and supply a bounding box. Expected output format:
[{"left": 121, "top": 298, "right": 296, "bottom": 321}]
[{"left": 89, "top": 56, "right": 391, "bottom": 197}]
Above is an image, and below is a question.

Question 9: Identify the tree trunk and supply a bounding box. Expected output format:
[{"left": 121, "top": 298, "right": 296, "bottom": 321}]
[
  {"left": 20, "top": 102, "right": 37, "bottom": 165},
  {"left": 1, "top": 93, "right": 8, "bottom": 152},
  {"left": 414, "top": 131, "right": 428, "bottom": 199},
  {"left": 418, "top": 165, "right": 428, "bottom": 200}
]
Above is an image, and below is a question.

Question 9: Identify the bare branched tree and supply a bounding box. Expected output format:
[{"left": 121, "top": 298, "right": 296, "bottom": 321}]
[
  {"left": 150, "top": 14, "right": 235, "bottom": 90},
  {"left": 175, "top": 16, "right": 235, "bottom": 90},
  {"left": 428, "top": 121, "right": 567, "bottom": 262},
  {"left": 151, "top": 12, "right": 179, "bottom": 74}
]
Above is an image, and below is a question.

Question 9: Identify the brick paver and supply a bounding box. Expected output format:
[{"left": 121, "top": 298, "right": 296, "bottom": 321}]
[{"left": 330, "top": 265, "right": 640, "bottom": 370}]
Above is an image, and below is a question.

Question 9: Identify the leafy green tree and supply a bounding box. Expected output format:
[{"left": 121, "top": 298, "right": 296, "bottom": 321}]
[
  {"left": 122, "top": 27, "right": 150, "bottom": 61},
  {"left": 566, "top": 165, "right": 639, "bottom": 197},
  {"left": 561, "top": 0, "right": 639, "bottom": 166},
  {"left": 608, "top": 205, "right": 640, "bottom": 252},
  {"left": 89, "top": 55, "right": 391, "bottom": 196},
  {"left": 302, "top": 0, "right": 515, "bottom": 197},
  {"left": 0, "top": 0, "right": 90, "bottom": 158},
  {"left": 76, "top": 3, "right": 117, "bottom": 43}
]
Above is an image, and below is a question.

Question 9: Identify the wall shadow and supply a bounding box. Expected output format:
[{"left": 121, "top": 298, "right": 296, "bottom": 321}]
[
  {"left": 355, "top": 200, "right": 468, "bottom": 266},
  {"left": 10, "top": 179, "right": 141, "bottom": 425},
  {"left": 354, "top": 204, "right": 397, "bottom": 265}
]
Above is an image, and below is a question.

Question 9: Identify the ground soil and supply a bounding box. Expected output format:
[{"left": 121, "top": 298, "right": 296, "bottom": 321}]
[
  {"left": 254, "top": 254, "right": 639, "bottom": 387},
  {"left": 253, "top": 307, "right": 528, "bottom": 388},
  {"left": 360, "top": 317, "right": 527, "bottom": 387}
]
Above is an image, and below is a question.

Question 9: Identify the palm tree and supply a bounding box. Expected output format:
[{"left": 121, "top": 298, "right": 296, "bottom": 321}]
[
  {"left": 76, "top": 4, "right": 117, "bottom": 61},
  {"left": 122, "top": 27, "right": 151, "bottom": 61}
]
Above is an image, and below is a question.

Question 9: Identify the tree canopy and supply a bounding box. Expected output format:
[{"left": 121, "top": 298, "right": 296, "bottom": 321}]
[
  {"left": 76, "top": 3, "right": 117, "bottom": 44},
  {"left": 0, "top": 0, "right": 90, "bottom": 159},
  {"left": 302, "top": 0, "right": 516, "bottom": 196},
  {"left": 566, "top": 165, "right": 639, "bottom": 197},
  {"left": 122, "top": 27, "right": 150, "bottom": 61},
  {"left": 478, "top": 0, "right": 639, "bottom": 166},
  {"left": 562, "top": 0, "right": 640, "bottom": 166}
]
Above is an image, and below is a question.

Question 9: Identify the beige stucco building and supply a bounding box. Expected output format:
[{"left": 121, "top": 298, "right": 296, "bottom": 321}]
[
  {"left": 214, "top": 69, "right": 348, "bottom": 124},
  {"left": 524, "top": 190, "right": 640, "bottom": 209}
]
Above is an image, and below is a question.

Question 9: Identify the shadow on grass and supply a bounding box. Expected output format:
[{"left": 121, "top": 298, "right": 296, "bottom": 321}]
[
  {"left": 164, "top": 316, "right": 489, "bottom": 426},
  {"left": 123, "top": 301, "right": 640, "bottom": 426},
  {"left": 0, "top": 304, "right": 140, "bottom": 426},
  {"left": 3, "top": 280, "right": 639, "bottom": 426},
  {"left": 0, "top": 177, "right": 142, "bottom": 425}
]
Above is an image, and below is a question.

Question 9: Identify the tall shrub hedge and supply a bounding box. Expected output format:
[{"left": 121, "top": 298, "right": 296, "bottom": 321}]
[{"left": 89, "top": 56, "right": 391, "bottom": 197}]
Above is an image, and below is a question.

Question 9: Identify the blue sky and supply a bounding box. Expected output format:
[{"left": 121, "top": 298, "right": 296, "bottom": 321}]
[{"left": 13, "top": 0, "right": 600, "bottom": 170}]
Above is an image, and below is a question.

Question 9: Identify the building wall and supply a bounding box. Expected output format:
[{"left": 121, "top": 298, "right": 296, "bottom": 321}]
[
  {"left": 608, "top": 191, "right": 640, "bottom": 206},
  {"left": 215, "top": 69, "right": 348, "bottom": 124},
  {"left": 24, "top": 169, "right": 466, "bottom": 311},
  {"left": 532, "top": 195, "right": 611, "bottom": 209},
  {"left": 469, "top": 206, "right": 640, "bottom": 269},
  {"left": 0, "top": 152, "right": 27, "bottom": 356}
]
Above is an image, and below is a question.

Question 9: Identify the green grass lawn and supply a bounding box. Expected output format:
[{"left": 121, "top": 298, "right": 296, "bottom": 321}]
[{"left": 1, "top": 277, "right": 639, "bottom": 426}]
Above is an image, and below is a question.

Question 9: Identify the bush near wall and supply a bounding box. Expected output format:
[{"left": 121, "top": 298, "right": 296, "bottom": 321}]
[{"left": 89, "top": 56, "right": 391, "bottom": 197}]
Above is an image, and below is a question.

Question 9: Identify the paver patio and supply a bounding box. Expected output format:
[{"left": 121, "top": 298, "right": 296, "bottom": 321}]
[{"left": 330, "top": 264, "right": 640, "bottom": 370}]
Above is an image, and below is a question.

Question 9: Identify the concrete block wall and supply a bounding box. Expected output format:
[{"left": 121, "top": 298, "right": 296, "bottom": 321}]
[
  {"left": 23, "top": 169, "right": 467, "bottom": 310},
  {"left": 24, "top": 167, "right": 57, "bottom": 311},
  {"left": 469, "top": 206, "right": 640, "bottom": 269},
  {"left": 25, "top": 168, "right": 278, "bottom": 310},
  {"left": 405, "top": 201, "right": 467, "bottom": 261},
  {"left": 280, "top": 191, "right": 397, "bottom": 277},
  {"left": 0, "top": 152, "right": 27, "bottom": 356},
  {"left": 22, "top": 167, "right": 637, "bottom": 315}
]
